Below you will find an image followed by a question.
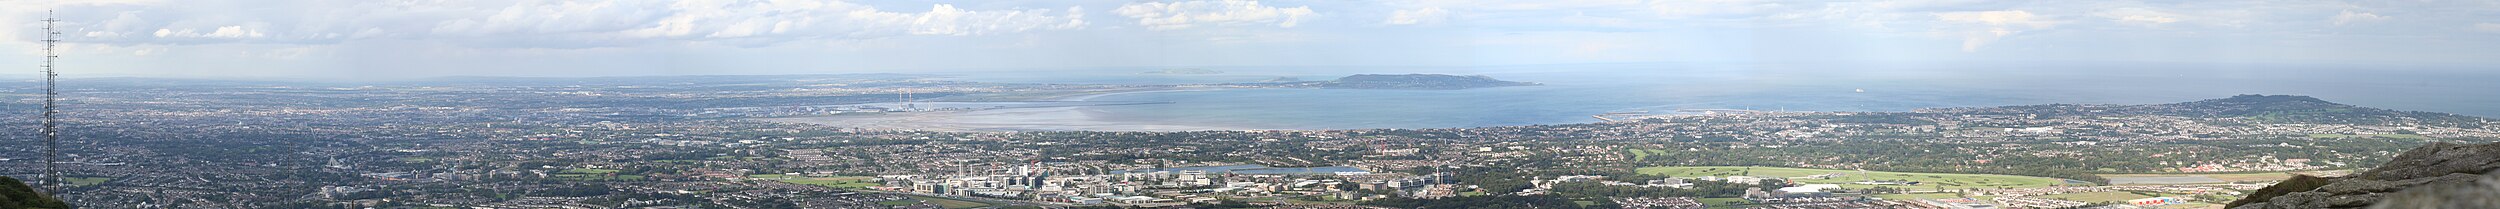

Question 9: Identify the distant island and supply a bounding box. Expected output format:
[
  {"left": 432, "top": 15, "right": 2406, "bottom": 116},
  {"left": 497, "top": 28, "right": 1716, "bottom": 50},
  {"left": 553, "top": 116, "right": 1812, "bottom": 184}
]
[
  {"left": 1140, "top": 68, "right": 1224, "bottom": 75},
  {"left": 1300, "top": 74, "right": 1540, "bottom": 90}
]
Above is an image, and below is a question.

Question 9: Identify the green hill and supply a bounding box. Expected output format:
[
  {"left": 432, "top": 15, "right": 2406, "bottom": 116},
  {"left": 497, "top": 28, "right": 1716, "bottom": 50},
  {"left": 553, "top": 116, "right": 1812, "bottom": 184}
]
[
  {"left": 0, "top": 176, "right": 69, "bottom": 209},
  {"left": 1982, "top": 94, "right": 2491, "bottom": 127}
]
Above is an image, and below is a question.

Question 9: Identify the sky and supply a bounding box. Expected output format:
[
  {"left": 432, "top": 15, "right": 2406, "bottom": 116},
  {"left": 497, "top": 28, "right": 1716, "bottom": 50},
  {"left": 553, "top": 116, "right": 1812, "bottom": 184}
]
[{"left": 2, "top": 0, "right": 2497, "bottom": 79}]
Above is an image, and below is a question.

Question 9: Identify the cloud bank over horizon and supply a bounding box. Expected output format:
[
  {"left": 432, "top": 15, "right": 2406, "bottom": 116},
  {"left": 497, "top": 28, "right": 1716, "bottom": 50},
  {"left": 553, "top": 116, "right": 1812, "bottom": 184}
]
[{"left": 3, "top": 0, "right": 2497, "bottom": 78}]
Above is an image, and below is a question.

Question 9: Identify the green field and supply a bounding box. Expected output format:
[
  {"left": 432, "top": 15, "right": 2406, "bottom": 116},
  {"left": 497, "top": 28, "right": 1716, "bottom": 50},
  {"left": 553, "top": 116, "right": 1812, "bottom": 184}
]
[
  {"left": 559, "top": 168, "right": 620, "bottom": 174},
  {"left": 751, "top": 174, "right": 880, "bottom": 189},
  {"left": 1636, "top": 166, "right": 2076, "bottom": 189},
  {"left": 1697, "top": 197, "right": 1750, "bottom": 207},
  {"left": 2161, "top": 203, "right": 2219, "bottom": 209},
  {"left": 908, "top": 195, "right": 992, "bottom": 209},
  {"left": 1871, "top": 192, "right": 1964, "bottom": 200},
  {"left": 551, "top": 168, "right": 637, "bottom": 181},
  {"left": 2307, "top": 133, "right": 2429, "bottom": 140},
  {"left": 554, "top": 173, "right": 644, "bottom": 181},
  {"left": 782, "top": 177, "right": 879, "bottom": 189},
  {"left": 64, "top": 177, "right": 111, "bottom": 187},
  {"left": 2033, "top": 191, "right": 2154, "bottom": 203},
  {"left": 876, "top": 199, "right": 920, "bottom": 206},
  {"left": 1626, "top": 148, "right": 1672, "bottom": 161},
  {"left": 873, "top": 195, "right": 991, "bottom": 209},
  {"left": 2102, "top": 172, "right": 2296, "bottom": 183}
]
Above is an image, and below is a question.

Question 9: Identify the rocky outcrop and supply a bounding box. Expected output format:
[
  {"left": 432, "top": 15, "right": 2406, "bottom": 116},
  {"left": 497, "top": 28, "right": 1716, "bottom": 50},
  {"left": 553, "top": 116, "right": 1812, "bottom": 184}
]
[
  {"left": 2228, "top": 142, "right": 2500, "bottom": 209},
  {"left": 2369, "top": 172, "right": 2500, "bottom": 209}
]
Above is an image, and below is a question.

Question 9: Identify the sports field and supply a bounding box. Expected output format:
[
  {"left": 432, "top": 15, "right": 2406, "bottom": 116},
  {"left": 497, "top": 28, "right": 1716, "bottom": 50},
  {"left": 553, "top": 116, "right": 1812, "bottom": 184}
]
[
  {"left": 65, "top": 177, "right": 111, "bottom": 187},
  {"left": 749, "top": 174, "right": 881, "bottom": 189},
  {"left": 1626, "top": 148, "right": 1663, "bottom": 161},
  {"left": 907, "top": 195, "right": 992, "bottom": 209},
  {"left": 2032, "top": 191, "right": 2155, "bottom": 203}
]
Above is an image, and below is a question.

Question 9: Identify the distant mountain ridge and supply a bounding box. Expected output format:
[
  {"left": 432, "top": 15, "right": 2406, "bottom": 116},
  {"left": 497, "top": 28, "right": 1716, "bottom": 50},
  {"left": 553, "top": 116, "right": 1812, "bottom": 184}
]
[
  {"left": 2150, "top": 94, "right": 2490, "bottom": 126},
  {"left": 1951, "top": 94, "right": 2490, "bottom": 127}
]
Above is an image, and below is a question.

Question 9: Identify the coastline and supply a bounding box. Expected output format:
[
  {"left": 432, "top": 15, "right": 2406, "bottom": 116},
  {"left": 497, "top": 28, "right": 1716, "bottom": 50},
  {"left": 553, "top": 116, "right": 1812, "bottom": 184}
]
[{"left": 755, "top": 88, "right": 1250, "bottom": 132}]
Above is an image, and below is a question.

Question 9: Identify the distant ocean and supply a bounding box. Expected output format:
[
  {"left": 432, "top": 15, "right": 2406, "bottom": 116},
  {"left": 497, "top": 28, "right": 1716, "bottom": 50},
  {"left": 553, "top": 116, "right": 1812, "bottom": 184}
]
[{"left": 944, "top": 63, "right": 2500, "bottom": 130}]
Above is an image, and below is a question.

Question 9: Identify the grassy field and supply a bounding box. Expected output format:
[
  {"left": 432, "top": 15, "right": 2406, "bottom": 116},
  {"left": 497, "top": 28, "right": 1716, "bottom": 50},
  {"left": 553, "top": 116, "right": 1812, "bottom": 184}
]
[
  {"left": 554, "top": 173, "right": 644, "bottom": 181},
  {"left": 746, "top": 174, "right": 799, "bottom": 179},
  {"left": 751, "top": 174, "right": 881, "bottom": 189},
  {"left": 1626, "top": 148, "right": 1660, "bottom": 161},
  {"left": 782, "top": 177, "right": 879, "bottom": 189},
  {"left": 552, "top": 168, "right": 638, "bottom": 181},
  {"left": 2033, "top": 191, "right": 2154, "bottom": 203},
  {"left": 876, "top": 199, "right": 920, "bottom": 206},
  {"left": 2307, "top": 133, "right": 2429, "bottom": 140},
  {"left": 1697, "top": 197, "right": 1750, "bottom": 207},
  {"left": 64, "top": 177, "right": 111, "bottom": 187},
  {"left": 560, "top": 168, "right": 621, "bottom": 174},
  {"left": 1871, "top": 193, "right": 1964, "bottom": 200},
  {"left": 2161, "top": 203, "right": 2220, "bottom": 209},
  {"left": 1637, "top": 166, "right": 2076, "bottom": 189},
  {"left": 2101, "top": 172, "right": 2296, "bottom": 183},
  {"left": 909, "top": 195, "right": 992, "bottom": 209},
  {"left": 872, "top": 195, "right": 992, "bottom": 209}
]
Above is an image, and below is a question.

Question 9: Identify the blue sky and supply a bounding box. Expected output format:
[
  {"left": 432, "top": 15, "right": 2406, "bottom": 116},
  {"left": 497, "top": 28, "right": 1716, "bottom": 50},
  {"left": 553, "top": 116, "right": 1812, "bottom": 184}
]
[{"left": 3, "top": 0, "right": 2497, "bottom": 78}]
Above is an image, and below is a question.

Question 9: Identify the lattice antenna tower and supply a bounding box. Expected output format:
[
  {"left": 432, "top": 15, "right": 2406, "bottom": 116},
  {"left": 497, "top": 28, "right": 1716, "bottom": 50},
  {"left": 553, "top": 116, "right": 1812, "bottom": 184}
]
[{"left": 38, "top": 10, "right": 65, "bottom": 194}]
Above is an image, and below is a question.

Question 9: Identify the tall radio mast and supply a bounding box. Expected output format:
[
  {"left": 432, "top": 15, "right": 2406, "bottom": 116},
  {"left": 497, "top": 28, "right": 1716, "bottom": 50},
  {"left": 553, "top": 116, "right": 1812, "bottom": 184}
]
[{"left": 38, "top": 10, "right": 64, "bottom": 194}]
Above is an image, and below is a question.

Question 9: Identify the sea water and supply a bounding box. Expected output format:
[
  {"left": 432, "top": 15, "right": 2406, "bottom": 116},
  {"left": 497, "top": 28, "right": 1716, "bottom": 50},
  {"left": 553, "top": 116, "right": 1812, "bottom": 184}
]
[{"left": 945, "top": 62, "right": 2500, "bottom": 130}]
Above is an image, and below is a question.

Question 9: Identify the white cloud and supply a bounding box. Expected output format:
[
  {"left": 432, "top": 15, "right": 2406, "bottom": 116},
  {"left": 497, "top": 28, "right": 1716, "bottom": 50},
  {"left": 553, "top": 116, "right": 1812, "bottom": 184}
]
[
  {"left": 1935, "top": 10, "right": 2051, "bottom": 52},
  {"left": 1378, "top": 0, "right": 1640, "bottom": 12},
  {"left": 144, "top": 25, "right": 265, "bottom": 39},
  {"left": 1385, "top": 7, "right": 1449, "bottom": 25},
  {"left": 1113, "top": 0, "right": 1316, "bottom": 30},
  {"left": 42, "top": 0, "right": 1088, "bottom": 48},
  {"left": 2117, "top": 15, "right": 2177, "bottom": 24},
  {"left": 1647, "top": 0, "right": 1778, "bottom": 18},
  {"left": 2475, "top": 23, "right": 2500, "bottom": 33},
  {"left": 2332, "top": 10, "right": 2387, "bottom": 26},
  {"left": 604, "top": 1, "right": 1088, "bottom": 44},
  {"left": 1936, "top": 10, "right": 2051, "bottom": 28},
  {"left": 205, "top": 26, "right": 265, "bottom": 38},
  {"left": 2095, "top": 8, "right": 2180, "bottom": 26}
]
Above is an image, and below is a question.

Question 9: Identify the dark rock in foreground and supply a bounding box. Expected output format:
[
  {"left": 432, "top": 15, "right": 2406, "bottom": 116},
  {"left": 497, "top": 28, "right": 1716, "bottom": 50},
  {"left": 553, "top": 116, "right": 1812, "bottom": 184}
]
[
  {"left": 2228, "top": 142, "right": 2500, "bottom": 209},
  {"left": 2371, "top": 173, "right": 2500, "bottom": 209},
  {"left": 0, "top": 176, "right": 70, "bottom": 209}
]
